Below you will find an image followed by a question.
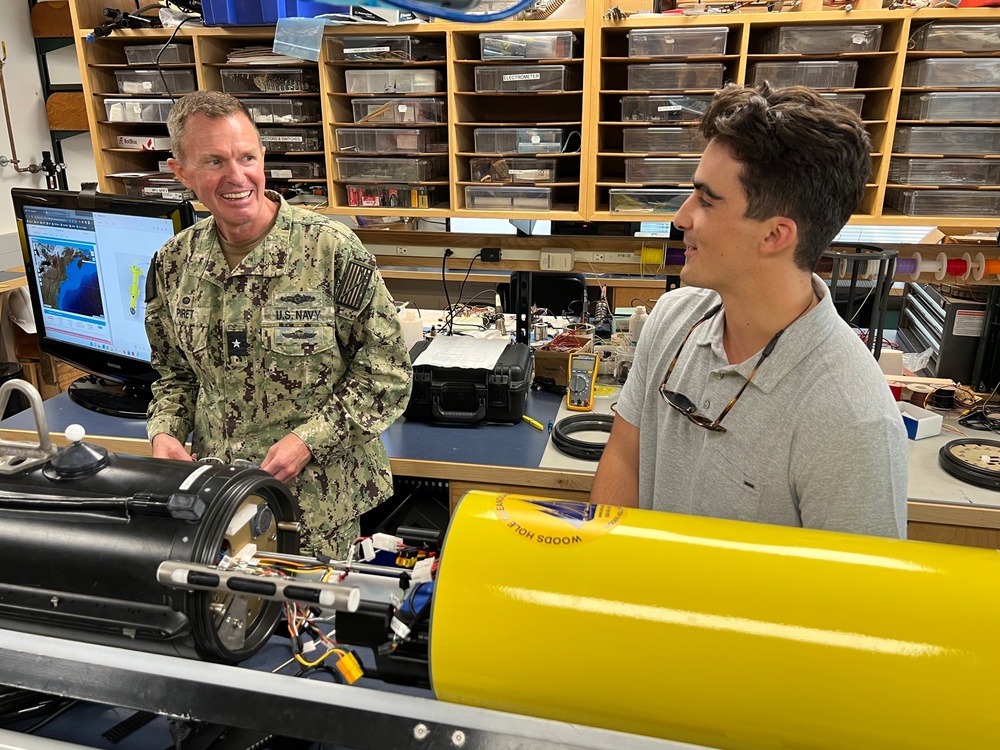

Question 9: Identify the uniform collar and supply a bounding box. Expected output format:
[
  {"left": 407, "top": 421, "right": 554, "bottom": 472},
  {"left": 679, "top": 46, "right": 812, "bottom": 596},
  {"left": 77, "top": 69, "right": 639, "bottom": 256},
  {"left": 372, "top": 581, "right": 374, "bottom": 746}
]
[
  {"left": 696, "top": 276, "right": 835, "bottom": 395},
  {"left": 197, "top": 191, "right": 290, "bottom": 285}
]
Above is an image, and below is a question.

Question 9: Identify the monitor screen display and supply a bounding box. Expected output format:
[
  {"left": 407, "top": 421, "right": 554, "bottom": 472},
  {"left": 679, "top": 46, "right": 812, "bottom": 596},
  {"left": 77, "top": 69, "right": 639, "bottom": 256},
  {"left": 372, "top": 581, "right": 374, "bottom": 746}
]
[{"left": 11, "top": 188, "right": 196, "bottom": 418}]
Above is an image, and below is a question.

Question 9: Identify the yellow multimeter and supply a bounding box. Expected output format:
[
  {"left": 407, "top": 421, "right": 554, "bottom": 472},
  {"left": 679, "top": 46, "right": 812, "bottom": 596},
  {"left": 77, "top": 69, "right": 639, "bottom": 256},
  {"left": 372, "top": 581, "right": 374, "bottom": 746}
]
[{"left": 567, "top": 352, "right": 599, "bottom": 411}]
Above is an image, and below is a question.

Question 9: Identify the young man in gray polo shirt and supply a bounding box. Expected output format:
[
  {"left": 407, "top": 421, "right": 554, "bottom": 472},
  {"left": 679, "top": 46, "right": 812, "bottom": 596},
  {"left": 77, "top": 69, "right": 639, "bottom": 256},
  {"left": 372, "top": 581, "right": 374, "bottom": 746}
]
[{"left": 591, "top": 83, "right": 907, "bottom": 538}]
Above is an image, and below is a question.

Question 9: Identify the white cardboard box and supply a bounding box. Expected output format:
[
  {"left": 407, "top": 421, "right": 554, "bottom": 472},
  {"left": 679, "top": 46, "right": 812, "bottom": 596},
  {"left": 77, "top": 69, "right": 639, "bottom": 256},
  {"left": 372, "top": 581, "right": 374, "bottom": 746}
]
[
  {"left": 116, "top": 135, "right": 171, "bottom": 151},
  {"left": 898, "top": 402, "right": 943, "bottom": 440}
]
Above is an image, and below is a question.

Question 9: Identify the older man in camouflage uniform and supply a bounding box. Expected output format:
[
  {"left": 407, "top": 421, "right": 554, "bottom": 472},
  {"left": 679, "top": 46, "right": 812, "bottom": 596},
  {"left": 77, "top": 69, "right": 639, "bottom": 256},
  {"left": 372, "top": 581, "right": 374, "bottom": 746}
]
[{"left": 145, "top": 91, "right": 412, "bottom": 557}]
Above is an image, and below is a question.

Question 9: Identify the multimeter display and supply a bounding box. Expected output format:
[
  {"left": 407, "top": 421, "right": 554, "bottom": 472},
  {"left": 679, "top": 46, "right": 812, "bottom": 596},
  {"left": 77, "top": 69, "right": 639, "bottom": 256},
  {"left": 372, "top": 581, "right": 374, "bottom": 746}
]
[{"left": 567, "top": 353, "right": 599, "bottom": 411}]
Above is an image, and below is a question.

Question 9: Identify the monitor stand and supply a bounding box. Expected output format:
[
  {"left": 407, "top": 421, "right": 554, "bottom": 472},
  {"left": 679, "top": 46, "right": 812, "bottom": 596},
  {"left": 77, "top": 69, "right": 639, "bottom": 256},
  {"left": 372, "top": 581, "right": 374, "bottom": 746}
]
[{"left": 67, "top": 376, "right": 152, "bottom": 420}]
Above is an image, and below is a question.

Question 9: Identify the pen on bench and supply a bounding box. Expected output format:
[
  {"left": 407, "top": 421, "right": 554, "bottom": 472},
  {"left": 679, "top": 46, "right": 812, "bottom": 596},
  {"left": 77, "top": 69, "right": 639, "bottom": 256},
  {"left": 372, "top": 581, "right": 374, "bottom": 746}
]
[{"left": 522, "top": 415, "right": 544, "bottom": 430}]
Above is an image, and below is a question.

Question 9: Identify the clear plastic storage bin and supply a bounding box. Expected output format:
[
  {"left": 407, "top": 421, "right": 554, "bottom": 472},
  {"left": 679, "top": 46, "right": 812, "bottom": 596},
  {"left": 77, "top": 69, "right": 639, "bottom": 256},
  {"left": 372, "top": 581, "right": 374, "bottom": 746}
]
[
  {"left": 124, "top": 43, "right": 194, "bottom": 65},
  {"left": 336, "top": 128, "right": 444, "bottom": 154},
  {"left": 885, "top": 188, "right": 1000, "bottom": 217},
  {"left": 465, "top": 186, "right": 552, "bottom": 211},
  {"left": 908, "top": 22, "right": 1000, "bottom": 52},
  {"left": 336, "top": 156, "right": 447, "bottom": 182},
  {"left": 258, "top": 127, "right": 322, "bottom": 153},
  {"left": 104, "top": 98, "right": 174, "bottom": 123},
  {"left": 893, "top": 125, "right": 1000, "bottom": 154},
  {"left": 627, "top": 63, "right": 724, "bottom": 90},
  {"left": 609, "top": 188, "right": 690, "bottom": 213},
  {"left": 888, "top": 157, "right": 1000, "bottom": 186},
  {"left": 479, "top": 31, "right": 577, "bottom": 60},
  {"left": 628, "top": 27, "right": 729, "bottom": 57},
  {"left": 820, "top": 92, "right": 866, "bottom": 116},
  {"left": 245, "top": 98, "right": 320, "bottom": 124},
  {"left": 351, "top": 97, "right": 445, "bottom": 124},
  {"left": 903, "top": 59, "right": 1000, "bottom": 88},
  {"left": 760, "top": 24, "right": 882, "bottom": 54},
  {"left": 474, "top": 65, "right": 581, "bottom": 93},
  {"left": 474, "top": 127, "right": 565, "bottom": 154},
  {"left": 266, "top": 161, "right": 324, "bottom": 179},
  {"left": 750, "top": 61, "right": 857, "bottom": 89},
  {"left": 115, "top": 70, "right": 196, "bottom": 95},
  {"left": 623, "top": 127, "right": 705, "bottom": 153},
  {"left": 344, "top": 69, "right": 442, "bottom": 94},
  {"left": 899, "top": 92, "right": 1000, "bottom": 121},
  {"left": 220, "top": 68, "right": 318, "bottom": 94},
  {"left": 346, "top": 184, "right": 444, "bottom": 209},
  {"left": 325, "top": 35, "right": 444, "bottom": 62},
  {"left": 622, "top": 95, "right": 713, "bottom": 122},
  {"left": 470, "top": 157, "right": 557, "bottom": 183},
  {"left": 122, "top": 174, "right": 194, "bottom": 200},
  {"left": 625, "top": 157, "right": 699, "bottom": 183}
]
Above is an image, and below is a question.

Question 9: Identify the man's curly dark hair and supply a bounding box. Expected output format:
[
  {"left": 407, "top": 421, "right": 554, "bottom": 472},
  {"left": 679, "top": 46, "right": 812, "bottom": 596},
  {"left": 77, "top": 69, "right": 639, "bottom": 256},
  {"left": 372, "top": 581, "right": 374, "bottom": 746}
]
[{"left": 699, "top": 83, "right": 871, "bottom": 272}]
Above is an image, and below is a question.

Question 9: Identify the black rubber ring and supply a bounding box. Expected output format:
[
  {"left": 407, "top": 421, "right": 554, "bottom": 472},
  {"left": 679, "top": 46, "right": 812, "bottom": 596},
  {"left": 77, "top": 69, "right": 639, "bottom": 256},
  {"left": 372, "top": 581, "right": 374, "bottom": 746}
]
[{"left": 551, "top": 414, "right": 614, "bottom": 461}]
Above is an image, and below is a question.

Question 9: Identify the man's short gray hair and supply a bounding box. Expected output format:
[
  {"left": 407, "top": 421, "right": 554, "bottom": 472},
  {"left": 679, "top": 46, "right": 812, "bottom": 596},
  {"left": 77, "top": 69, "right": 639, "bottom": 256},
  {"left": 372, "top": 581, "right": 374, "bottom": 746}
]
[{"left": 167, "top": 91, "right": 258, "bottom": 163}]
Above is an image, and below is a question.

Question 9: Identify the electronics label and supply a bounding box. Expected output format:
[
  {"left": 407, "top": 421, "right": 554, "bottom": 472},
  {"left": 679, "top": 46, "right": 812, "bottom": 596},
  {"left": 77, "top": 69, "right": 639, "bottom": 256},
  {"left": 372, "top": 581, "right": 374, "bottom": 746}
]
[{"left": 494, "top": 495, "right": 624, "bottom": 546}]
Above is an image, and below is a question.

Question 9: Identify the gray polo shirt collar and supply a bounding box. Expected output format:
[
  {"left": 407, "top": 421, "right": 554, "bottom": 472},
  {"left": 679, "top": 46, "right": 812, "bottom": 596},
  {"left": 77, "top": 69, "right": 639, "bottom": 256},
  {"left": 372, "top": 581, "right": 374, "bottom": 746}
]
[{"left": 694, "top": 275, "right": 835, "bottom": 395}]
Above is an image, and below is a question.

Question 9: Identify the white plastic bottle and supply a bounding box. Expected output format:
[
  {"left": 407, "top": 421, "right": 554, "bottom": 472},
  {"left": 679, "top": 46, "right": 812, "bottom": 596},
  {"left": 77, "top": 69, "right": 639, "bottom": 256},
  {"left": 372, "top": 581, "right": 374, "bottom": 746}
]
[
  {"left": 399, "top": 308, "right": 424, "bottom": 356},
  {"left": 628, "top": 305, "right": 648, "bottom": 344}
]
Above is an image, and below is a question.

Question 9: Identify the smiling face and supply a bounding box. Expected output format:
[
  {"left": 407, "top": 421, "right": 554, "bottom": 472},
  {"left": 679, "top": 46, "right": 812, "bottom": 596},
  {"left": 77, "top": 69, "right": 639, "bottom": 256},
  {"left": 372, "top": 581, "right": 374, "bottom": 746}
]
[
  {"left": 168, "top": 112, "right": 276, "bottom": 242},
  {"left": 672, "top": 139, "right": 777, "bottom": 295}
]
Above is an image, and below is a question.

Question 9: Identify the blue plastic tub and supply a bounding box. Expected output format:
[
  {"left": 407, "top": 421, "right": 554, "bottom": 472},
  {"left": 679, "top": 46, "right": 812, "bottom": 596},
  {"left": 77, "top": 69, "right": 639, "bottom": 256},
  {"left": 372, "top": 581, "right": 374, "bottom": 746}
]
[{"left": 202, "top": 0, "right": 351, "bottom": 26}]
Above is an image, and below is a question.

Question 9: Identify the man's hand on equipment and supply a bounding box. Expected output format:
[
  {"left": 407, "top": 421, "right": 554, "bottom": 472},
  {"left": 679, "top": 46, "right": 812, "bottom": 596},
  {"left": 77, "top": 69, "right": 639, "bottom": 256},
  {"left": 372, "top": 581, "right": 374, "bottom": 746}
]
[
  {"left": 261, "top": 433, "right": 312, "bottom": 483},
  {"left": 152, "top": 433, "right": 195, "bottom": 461}
]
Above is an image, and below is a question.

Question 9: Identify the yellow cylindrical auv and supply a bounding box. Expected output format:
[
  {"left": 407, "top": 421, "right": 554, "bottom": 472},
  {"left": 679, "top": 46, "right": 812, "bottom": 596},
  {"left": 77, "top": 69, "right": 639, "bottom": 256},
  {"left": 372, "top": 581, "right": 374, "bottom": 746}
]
[{"left": 431, "top": 492, "right": 1000, "bottom": 750}]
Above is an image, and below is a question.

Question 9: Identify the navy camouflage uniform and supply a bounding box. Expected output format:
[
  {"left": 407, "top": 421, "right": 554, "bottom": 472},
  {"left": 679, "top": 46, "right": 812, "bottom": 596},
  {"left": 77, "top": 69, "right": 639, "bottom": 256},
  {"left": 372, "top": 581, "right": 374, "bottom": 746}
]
[{"left": 145, "top": 192, "right": 412, "bottom": 556}]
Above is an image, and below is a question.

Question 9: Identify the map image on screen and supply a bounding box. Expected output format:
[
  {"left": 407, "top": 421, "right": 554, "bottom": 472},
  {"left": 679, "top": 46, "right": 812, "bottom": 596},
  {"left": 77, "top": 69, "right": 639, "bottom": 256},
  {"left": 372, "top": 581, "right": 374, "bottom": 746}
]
[{"left": 33, "top": 241, "right": 105, "bottom": 319}]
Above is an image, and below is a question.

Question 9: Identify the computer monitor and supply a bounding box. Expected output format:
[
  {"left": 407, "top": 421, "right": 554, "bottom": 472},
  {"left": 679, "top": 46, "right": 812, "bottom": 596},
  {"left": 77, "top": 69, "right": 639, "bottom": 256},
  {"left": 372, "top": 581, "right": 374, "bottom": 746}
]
[{"left": 11, "top": 188, "right": 196, "bottom": 419}]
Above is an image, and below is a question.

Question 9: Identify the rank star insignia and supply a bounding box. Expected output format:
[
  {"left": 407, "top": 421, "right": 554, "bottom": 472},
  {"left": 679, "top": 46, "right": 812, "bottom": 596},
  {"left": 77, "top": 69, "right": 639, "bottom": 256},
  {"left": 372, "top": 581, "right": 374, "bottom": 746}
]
[{"left": 227, "top": 329, "right": 248, "bottom": 358}]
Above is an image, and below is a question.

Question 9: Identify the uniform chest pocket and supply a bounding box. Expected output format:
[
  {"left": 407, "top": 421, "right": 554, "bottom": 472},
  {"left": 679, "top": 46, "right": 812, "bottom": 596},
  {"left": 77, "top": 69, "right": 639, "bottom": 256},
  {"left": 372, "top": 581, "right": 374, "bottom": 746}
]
[
  {"left": 177, "top": 322, "right": 209, "bottom": 354},
  {"left": 261, "top": 321, "right": 338, "bottom": 357}
]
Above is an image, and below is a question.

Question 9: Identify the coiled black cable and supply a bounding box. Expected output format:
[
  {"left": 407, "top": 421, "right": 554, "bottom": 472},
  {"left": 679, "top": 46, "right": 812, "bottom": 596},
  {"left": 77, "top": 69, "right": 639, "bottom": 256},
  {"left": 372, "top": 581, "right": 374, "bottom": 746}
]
[{"left": 551, "top": 414, "right": 614, "bottom": 461}]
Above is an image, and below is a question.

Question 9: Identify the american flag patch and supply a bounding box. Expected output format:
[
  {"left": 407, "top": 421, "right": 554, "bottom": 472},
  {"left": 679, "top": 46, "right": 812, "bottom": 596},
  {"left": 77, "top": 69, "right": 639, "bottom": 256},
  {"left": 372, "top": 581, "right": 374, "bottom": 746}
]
[{"left": 337, "top": 260, "right": 374, "bottom": 311}]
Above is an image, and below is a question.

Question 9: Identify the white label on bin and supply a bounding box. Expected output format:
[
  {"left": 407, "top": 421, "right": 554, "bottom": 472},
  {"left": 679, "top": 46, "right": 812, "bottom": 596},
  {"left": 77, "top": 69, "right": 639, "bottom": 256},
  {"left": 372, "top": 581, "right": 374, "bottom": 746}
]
[
  {"left": 503, "top": 73, "right": 541, "bottom": 82},
  {"left": 657, "top": 105, "right": 682, "bottom": 112},
  {"left": 347, "top": 46, "right": 391, "bottom": 54},
  {"left": 852, "top": 33, "right": 867, "bottom": 46},
  {"left": 143, "top": 186, "right": 170, "bottom": 195},
  {"left": 270, "top": 169, "right": 294, "bottom": 178},
  {"left": 260, "top": 134, "right": 304, "bottom": 143},
  {"left": 142, "top": 80, "right": 152, "bottom": 91},
  {"left": 953, "top": 309, "right": 985, "bottom": 337},
  {"left": 531, "top": 135, "right": 541, "bottom": 143},
  {"left": 398, "top": 104, "right": 408, "bottom": 112}
]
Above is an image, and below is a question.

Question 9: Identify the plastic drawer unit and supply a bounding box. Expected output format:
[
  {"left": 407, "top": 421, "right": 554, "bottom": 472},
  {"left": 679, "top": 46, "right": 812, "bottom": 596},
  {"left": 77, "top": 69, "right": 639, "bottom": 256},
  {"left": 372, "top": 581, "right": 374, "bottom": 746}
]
[
  {"left": 885, "top": 188, "right": 1000, "bottom": 217},
  {"left": 258, "top": 127, "right": 322, "bottom": 153},
  {"left": 465, "top": 186, "right": 552, "bottom": 211},
  {"left": 627, "top": 27, "right": 729, "bottom": 57},
  {"left": 819, "top": 92, "right": 866, "bottom": 116},
  {"left": 627, "top": 63, "right": 724, "bottom": 91},
  {"left": 347, "top": 184, "right": 444, "bottom": 209},
  {"left": 749, "top": 61, "right": 857, "bottom": 89},
  {"left": 899, "top": 92, "right": 1000, "bottom": 120},
  {"left": 336, "top": 156, "right": 447, "bottom": 182},
  {"left": 903, "top": 59, "right": 1000, "bottom": 88},
  {"left": 760, "top": 24, "right": 883, "bottom": 53},
  {"left": 265, "top": 161, "right": 324, "bottom": 179},
  {"left": 325, "top": 35, "right": 444, "bottom": 62},
  {"left": 115, "top": 70, "right": 196, "bottom": 95},
  {"left": 220, "top": 68, "right": 319, "bottom": 94},
  {"left": 610, "top": 188, "right": 690, "bottom": 213},
  {"left": 474, "top": 127, "right": 565, "bottom": 154},
  {"left": 470, "top": 157, "right": 557, "bottom": 183},
  {"left": 888, "top": 157, "right": 1000, "bottom": 186},
  {"left": 122, "top": 174, "right": 194, "bottom": 200},
  {"left": 622, "top": 95, "right": 713, "bottom": 122},
  {"left": 908, "top": 22, "right": 1000, "bottom": 52},
  {"left": 893, "top": 125, "right": 1000, "bottom": 154},
  {"left": 351, "top": 97, "right": 444, "bottom": 124},
  {"left": 623, "top": 127, "right": 706, "bottom": 153},
  {"left": 344, "top": 69, "right": 442, "bottom": 94},
  {"left": 479, "top": 31, "right": 577, "bottom": 60},
  {"left": 104, "top": 98, "right": 174, "bottom": 123},
  {"left": 336, "top": 128, "right": 444, "bottom": 154},
  {"left": 625, "top": 157, "right": 699, "bottom": 183},
  {"left": 474, "top": 65, "right": 581, "bottom": 93},
  {"left": 244, "top": 98, "right": 320, "bottom": 124},
  {"left": 124, "top": 43, "right": 194, "bottom": 65}
]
